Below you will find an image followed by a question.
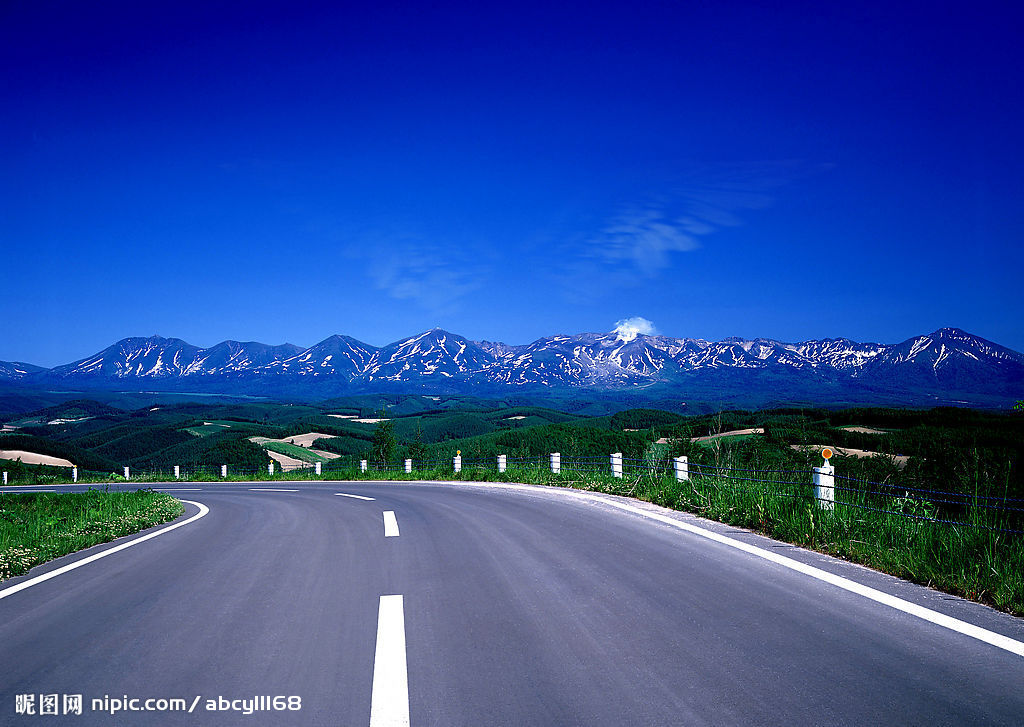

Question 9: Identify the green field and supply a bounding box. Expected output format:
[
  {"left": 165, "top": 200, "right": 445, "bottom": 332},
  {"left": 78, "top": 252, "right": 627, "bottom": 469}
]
[
  {"left": 261, "top": 441, "right": 328, "bottom": 463},
  {"left": 184, "top": 421, "right": 234, "bottom": 437}
]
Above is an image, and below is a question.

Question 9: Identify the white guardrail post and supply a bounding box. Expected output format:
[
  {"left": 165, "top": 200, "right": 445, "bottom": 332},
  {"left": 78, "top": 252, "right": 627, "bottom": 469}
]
[
  {"left": 123, "top": 466, "right": 130, "bottom": 480},
  {"left": 72, "top": 466, "right": 78, "bottom": 483},
  {"left": 3, "top": 471, "right": 7, "bottom": 485},
  {"left": 315, "top": 461, "right": 322, "bottom": 476},
  {"left": 174, "top": 465, "right": 180, "bottom": 479},
  {"left": 497, "top": 454, "right": 506, "bottom": 473},
  {"left": 454, "top": 454, "right": 462, "bottom": 473},
  {"left": 550, "top": 452, "right": 560, "bottom": 474},
  {"left": 610, "top": 452, "right": 623, "bottom": 478},
  {"left": 813, "top": 464, "right": 835, "bottom": 510},
  {"left": 268, "top": 462, "right": 274, "bottom": 476},
  {"left": 404, "top": 458, "right": 412, "bottom": 474},
  {"left": 221, "top": 464, "right": 227, "bottom": 478},
  {"left": 360, "top": 459, "right": 368, "bottom": 473},
  {"left": 673, "top": 456, "right": 689, "bottom": 481}
]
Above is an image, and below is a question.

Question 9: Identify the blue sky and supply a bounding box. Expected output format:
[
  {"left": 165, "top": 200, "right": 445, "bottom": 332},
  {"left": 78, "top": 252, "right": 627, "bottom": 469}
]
[{"left": 2, "top": 0, "right": 1022, "bottom": 366}]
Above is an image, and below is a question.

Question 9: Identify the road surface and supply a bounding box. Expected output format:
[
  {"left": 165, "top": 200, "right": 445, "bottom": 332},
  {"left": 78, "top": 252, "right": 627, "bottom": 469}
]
[{"left": 1, "top": 480, "right": 1022, "bottom": 725}]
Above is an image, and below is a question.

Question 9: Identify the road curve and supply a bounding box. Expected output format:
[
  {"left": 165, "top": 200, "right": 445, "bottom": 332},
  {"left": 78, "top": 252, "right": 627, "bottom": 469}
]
[{"left": 0, "top": 480, "right": 1022, "bottom": 726}]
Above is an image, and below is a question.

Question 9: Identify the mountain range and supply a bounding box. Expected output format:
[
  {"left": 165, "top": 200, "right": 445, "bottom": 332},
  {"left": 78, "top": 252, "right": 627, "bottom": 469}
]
[{"left": 2, "top": 327, "right": 1022, "bottom": 408}]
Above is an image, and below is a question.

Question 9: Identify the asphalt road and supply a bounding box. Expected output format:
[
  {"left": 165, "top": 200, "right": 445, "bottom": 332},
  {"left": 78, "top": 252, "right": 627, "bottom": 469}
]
[{"left": 1, "top": 480, "right": 1023, "bottom": 726}]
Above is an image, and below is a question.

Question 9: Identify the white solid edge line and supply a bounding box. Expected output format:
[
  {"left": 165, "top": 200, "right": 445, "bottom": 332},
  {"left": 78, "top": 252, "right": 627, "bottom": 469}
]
[
  {"left": 383, "top": 510, "right": 400, "bottom": 537},
  {"left": 370, "top": 594, "right": 409, "bottom": 727},
  {"left": 248, "top": 488, "right": 299, "bottom": 492},
  {"left": 584, "top": 493, "right": 1024, "bottom": 658},
  {"left": 404, "top": 479, "right": 1024, "bottom": 659},
  {"left": 0, "top": 499, "right": 210, "bottom": 602},
  {"left": 334, "top": 492, "right": 375, "bottom": 501}
]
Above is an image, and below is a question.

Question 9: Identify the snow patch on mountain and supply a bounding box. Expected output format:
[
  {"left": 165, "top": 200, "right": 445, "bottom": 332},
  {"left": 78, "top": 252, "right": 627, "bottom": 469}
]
[{"left": 9, "top": 327, "right": 1020, "bottom": 405}]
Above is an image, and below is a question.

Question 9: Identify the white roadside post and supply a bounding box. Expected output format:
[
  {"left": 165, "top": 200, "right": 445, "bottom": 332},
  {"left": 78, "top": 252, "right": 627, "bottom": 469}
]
[
  {"left": 123, "top": 466, "right": 130, "bottom": 480},
  {"left": 813, "top": 448, "right": 836, "bottom": 511},
  {"left": 315, "top": 461, "right": 322, "bottom": 476},
  {"left": 360, "top": 459, "right": 368, "bottom": 473},
  {"left": 673, "top": 456, "right": 689, "bottom": 481},
  {"left": 3, "top": 471, "right": 7, "bottom": 485},
  {"left": 221, "top": 464, "right": 227, "bottom": 478},
  {"left": 404, "top": 458, "right": 412, "bottom": 474},
  {"left": 72, "top": 466, "right": 78, "bottom": 483},
  {"left": 454, "top": 451, "right": 462, "bottom": 473},
  {"left": 174, "top": 465, "right": 180, "bottom": 480},
  {"left": 268, "top": 462, "right": 274, "bottom": 476},
  {"left": 497, "top": 454, "right": 506, "bottom": 473},
  {"left": 550, "top": 452, "right": 561, "bottom": 474},
  {"left": 610, "top": 452, "right": 623, "bottom": 478}
]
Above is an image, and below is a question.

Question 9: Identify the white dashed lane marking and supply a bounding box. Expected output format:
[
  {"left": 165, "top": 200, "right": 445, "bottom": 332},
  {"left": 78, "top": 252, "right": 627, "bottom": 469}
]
[
  {"left": 383, "top": 511, "right": 400, "bottom": 537},
  {"left": 369, "top": 594, "right": 409, "bottom": 727}
]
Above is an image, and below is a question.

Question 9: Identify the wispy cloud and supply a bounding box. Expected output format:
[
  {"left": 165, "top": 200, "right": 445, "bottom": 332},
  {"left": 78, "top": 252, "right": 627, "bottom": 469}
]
[
  {"left": 578, "top": 160, "right": 821, "bottom": 279},
  {"left": 350, "top": 236, "right": 485, "bottom": 312},
  {"left": 593, "top": 208, "right": 701, "bottom": 275}
]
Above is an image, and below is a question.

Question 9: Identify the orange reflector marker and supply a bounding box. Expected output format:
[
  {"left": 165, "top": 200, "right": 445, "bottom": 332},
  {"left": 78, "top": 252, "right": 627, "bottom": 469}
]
[{"left": 822, "top": 447, "right": 834, "bottom": 460}]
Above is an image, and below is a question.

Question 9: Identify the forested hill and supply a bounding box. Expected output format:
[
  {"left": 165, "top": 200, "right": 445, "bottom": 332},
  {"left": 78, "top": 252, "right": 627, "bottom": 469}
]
[{"left": 1, "top": 396, "right": 1022, "bottom": 506}]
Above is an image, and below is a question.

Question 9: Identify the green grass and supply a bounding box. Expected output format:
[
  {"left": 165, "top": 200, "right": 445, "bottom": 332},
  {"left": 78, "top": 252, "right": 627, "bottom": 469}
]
[
  {"left": 2, "top": 459, "right": 1020, "bottom": 616},
  {"left": 620, "top": 470, "right": 1024, "bottom": 615},
  {"left": 0, "top": 489, "right": 184, "bottom": 581},
  {"left": 183, "top": 421, "right": 235, "bottom": 437}
]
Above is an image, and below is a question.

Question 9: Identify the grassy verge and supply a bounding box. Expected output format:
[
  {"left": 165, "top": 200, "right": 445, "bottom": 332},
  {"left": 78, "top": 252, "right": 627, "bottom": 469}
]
[
  {"left": 0, "top": 490, "right": 184, "bottom": 581},
  {"left": 616, "top": 470, "right": 1024, "bottom": 615},
  {"left": 295, "top": 463, "right": 1024, "bottom": 614},
  {"left": 3, "top": 463, "right": 1020, "bottom": 615}
]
